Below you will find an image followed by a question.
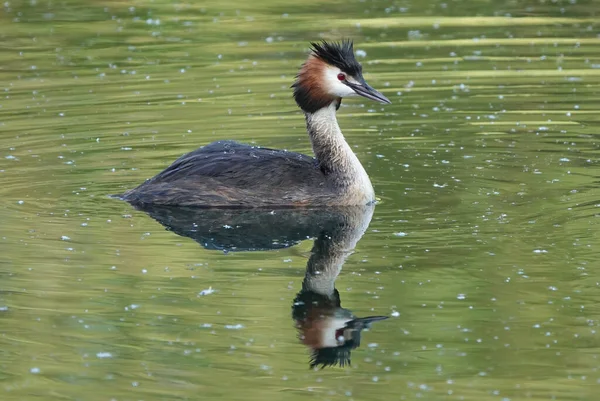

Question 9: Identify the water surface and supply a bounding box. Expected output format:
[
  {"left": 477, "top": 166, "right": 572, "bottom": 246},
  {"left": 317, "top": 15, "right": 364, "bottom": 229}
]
[{"left": 1, "top": 1, "right": 599, "bottom": 400}]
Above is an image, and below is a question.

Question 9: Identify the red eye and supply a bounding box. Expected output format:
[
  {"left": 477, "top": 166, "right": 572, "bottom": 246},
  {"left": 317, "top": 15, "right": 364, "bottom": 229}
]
[{"left": 337, "top": 73, "right": 346, "bottom": 81}]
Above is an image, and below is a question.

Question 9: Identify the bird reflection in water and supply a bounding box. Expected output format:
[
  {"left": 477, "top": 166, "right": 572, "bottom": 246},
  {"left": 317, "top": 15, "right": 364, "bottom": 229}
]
[{"left": 130, "top": 203, "right": 388, "bottom": 368}]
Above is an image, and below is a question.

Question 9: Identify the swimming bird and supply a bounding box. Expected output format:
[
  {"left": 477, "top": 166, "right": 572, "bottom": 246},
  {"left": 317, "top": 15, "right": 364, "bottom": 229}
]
[{"left": 121, "top": 40, "right": 390, "bottom": 207}]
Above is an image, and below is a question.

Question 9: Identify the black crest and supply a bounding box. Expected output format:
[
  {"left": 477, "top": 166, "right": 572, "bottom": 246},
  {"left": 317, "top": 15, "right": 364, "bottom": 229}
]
[
  {"left": 310, "top": 346, "right": 352, "bottom": 369},
  {"left": 310, "top": 40, "right": 362, "bottom": 76},
  {"left": 292, "top": 40, "right": 362, "bottom": 113}
]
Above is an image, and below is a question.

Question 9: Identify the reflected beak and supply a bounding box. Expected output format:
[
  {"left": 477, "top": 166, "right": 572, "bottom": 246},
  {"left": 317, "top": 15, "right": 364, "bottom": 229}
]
[
  {"left": 344, "top": 80, "right": 391, "bottom": 104},
  {"left": 339, "top": 316, "right": 389, "bottom": 348},
  {"left": 346, "top": 315, "right": 389, "bottom": 329}
]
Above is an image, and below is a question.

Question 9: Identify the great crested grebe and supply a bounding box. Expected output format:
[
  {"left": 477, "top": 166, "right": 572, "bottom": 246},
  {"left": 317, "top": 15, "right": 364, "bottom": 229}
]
[{"left": 121, "top": 40, "right": 390, "bottom": 207}]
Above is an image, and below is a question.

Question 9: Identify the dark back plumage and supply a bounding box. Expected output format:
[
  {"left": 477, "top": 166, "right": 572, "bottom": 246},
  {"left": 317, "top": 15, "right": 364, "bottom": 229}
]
[{"left": 121, "top": 141, "right": 334, "bottom": 207}]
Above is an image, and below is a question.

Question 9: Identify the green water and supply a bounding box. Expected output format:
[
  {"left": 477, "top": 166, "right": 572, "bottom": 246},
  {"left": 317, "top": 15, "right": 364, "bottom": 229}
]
[{"left": 1, "top": 0, "right": 599, "bottom": 400}]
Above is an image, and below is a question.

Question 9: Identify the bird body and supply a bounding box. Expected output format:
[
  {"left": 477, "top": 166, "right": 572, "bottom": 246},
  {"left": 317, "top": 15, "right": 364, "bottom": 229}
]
[{"left": 121, "top": 40, "right": 390, "bottom": 208}]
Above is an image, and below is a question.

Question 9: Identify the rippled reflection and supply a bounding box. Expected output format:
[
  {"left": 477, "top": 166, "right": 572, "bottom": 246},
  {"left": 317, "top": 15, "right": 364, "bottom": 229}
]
[{"left": 132, "top": 203, "right": 388, "bottom": 368}]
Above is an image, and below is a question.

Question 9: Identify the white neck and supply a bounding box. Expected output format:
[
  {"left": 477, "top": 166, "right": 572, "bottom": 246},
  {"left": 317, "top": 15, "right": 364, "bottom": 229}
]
[{"left": 305, "top": 103, "right": 374, "bottom": 202}]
